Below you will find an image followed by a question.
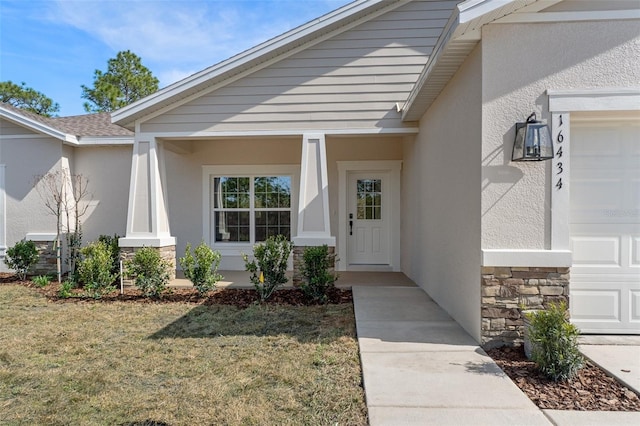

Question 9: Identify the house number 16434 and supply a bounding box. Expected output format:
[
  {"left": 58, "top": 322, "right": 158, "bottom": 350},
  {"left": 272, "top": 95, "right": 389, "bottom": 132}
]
[{"left": 555, "top": 115, "right": 564, "bottom": 190}]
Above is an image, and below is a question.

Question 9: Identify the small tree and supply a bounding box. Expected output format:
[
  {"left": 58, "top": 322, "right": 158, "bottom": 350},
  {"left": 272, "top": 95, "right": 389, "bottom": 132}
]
[
  {"left": 126, "top": 247, "right": 171, "bottom": 297},
  {"left": 243, "top": 235, "right": 292, "bottom": 302},
  {"left": 179, "top": 241, "right": 223, "bottom": 295},
  {"left": 300, "top": 245, "right": 337, "bottom": 303},
  {"left": 98, "top": 234, "right": 122, "bottom": 277},
  {"left": 4, "top": 240, "right": 39, "bottom": 281},
  {"left": 527, "top": 301, "right": 583, "bottom": 381},
  {"left": 34, "top": 170, "right": 91, "bottom": 282}
]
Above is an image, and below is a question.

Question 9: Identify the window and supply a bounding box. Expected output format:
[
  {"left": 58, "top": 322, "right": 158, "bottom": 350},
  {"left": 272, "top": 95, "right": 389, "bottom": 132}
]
[
  {"left": 356, "top": 178, "right": 381, "bottom": 220},
  {"left": 212, "top": 175, "right": 291, "bottom": 243}
]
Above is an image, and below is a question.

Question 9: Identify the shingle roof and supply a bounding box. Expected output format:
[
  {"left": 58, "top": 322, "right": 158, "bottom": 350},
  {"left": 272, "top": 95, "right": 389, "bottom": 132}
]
[
  {"left": 52, "top": 112, "right": 133, "bottom": 137},
  {"left": 0, "top": 102, "right": 132, "bottom": 138}
]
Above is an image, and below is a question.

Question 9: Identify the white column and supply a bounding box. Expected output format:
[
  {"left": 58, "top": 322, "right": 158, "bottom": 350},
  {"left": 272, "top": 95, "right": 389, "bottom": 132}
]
[
  {"left": 292, "top": 134, "right": 335, "bottom": 246},
  {"left": 119, "top": 137, "right": 175, "bottom": 247}
]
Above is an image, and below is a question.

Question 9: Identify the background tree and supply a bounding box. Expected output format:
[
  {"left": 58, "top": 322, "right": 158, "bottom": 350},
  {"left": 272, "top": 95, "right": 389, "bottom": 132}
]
[
  {"left": 81, "top": 50, "right": 159, "bottom": 112},
  {"left": 0, "top": 81, "right": 60, "bottom": 117}
]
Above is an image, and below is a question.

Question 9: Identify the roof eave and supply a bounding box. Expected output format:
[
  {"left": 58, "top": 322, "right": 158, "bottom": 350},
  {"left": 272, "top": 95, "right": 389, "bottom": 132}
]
[
  {"left": 401, "top": 0, "right": 544, "bottom": 121},
  {"left": 0, "top": 106, "right": 79, "bottom": 145}
]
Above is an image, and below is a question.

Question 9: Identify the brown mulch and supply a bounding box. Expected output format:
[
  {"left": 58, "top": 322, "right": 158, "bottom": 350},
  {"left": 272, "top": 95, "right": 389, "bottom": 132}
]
[
  {"left": 487, "top": 346, "right": 640, "bottom": 411},
  {"left": 0, "top": 273, "right": 352, "bottom": 307}
]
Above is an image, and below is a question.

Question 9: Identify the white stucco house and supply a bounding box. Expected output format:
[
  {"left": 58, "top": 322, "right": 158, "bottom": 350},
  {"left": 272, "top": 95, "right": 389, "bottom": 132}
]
[{"left": 1, "top": 0, "right": 638, "bottom": 346}]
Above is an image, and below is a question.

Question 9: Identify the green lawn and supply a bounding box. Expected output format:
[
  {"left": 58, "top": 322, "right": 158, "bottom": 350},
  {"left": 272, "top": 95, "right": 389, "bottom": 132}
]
[{"left": 0, "top": 284, "right": 367, "bottom": 425}]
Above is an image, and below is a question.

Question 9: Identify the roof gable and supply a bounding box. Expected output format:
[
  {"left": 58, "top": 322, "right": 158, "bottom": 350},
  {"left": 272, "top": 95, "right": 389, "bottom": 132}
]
[{"left": 111, "top": 0, "right": 415, "bottom": 129}]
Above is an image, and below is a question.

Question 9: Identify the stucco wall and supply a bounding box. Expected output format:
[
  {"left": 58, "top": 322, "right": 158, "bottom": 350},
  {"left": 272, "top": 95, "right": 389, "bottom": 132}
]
[
  {"left": 0, "top": 134, "right": 61, "bottom": 271},
  {"left": 74, "top": 146, "right": 132, "bottom": 243},
  {"left": 481, "top": 20, "right": 640, "bottom": 249},
  {"left": 402, "top": 45, "right": 482, "bottom": 341}
]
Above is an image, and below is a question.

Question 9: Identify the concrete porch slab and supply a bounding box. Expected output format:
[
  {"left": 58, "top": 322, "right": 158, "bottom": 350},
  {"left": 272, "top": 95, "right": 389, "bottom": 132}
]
[{"left": 543, "top": 410, "right": 640, "bottom": 425}]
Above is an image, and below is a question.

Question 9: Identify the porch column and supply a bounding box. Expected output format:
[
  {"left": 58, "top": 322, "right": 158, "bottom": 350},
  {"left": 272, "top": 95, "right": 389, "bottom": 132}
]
[
  {"left": 119, "top": 137, "right": 176, "bottom": 277},
  {"left": 292, "top": 134, "right": 336, "bottom": 284}
]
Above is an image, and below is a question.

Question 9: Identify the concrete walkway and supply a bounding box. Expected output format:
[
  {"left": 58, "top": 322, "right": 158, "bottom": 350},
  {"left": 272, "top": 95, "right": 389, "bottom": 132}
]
[
  {"left": 353, "top": 285, "right": 640, "bottom": 426},
  {"left": 353, "top": 286, "right": 550, "bottom": 425}
]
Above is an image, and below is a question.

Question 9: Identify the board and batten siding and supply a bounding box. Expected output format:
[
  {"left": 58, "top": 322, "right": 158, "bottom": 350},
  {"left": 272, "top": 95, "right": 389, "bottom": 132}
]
[{"left": 141, "top": 1, "right": 458, "bottom": 134}]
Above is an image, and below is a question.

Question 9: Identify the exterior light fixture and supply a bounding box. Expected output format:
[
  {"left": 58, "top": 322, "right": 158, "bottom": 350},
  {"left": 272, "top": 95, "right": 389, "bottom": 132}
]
[{"left": 512, "top": 112, "right": 554, "bottom": 161}]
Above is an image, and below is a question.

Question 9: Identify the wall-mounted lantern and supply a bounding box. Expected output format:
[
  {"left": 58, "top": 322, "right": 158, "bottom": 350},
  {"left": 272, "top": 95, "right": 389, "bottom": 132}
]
[{"left": 512, "top": 112, "right": 554, "bottom": 161}]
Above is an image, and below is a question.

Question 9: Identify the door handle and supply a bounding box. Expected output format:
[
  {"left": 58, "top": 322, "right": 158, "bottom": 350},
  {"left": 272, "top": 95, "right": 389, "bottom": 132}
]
[{"left": 349, "top": 213, "right": 353, "bottom": 235}]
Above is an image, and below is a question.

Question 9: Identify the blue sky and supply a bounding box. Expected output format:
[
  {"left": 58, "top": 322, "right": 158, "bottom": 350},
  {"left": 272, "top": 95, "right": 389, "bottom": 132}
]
[{"left": 0, "top": 0, "right": 352, "bottom": 116}]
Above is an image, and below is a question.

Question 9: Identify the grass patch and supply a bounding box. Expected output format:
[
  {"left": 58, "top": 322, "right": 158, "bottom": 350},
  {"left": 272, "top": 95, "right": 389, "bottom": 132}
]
[{"left": 0, "top": 284, "right": 366, "bottom": 425}]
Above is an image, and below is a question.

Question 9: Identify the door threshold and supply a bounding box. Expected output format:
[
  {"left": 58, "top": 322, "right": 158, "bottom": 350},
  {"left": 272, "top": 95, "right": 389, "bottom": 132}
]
[{"left": 347, "top": 264, "right": 393, "bottom": 272}]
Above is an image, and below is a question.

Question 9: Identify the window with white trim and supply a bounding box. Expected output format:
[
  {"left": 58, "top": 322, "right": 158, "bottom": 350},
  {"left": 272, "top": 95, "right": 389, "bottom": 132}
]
[{"left": 212, "top": 175, "right": 292, "bottom": 243}]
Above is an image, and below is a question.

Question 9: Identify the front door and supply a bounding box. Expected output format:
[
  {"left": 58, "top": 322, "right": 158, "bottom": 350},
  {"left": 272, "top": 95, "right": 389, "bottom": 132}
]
[{"left": 347, "top": 172, "right": 389, "bottom": 265}]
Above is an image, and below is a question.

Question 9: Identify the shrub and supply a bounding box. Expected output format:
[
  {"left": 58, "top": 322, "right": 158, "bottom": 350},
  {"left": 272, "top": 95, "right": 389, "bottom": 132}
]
[
  {"left": 78, "top": 241, "right": 117, "bottom": 298},
  {"left": 300, "top": 245, "right": 337, "bottom": 303},
  {"left": 526, "top": 301, "right": 583, "bottom": 381},
  {"left": 243, "top": 235, "right": 293, "bottom": 302},
  {"left": 58, "top": 279, "right": 74, "bottom": 298},
  {"left": 126, "top": 247, "right": 171, "bottom": 297},
  {"left": 32, "top": 275, "right": 51, "bottom": 288},
  {"left": 4, "top": 240, "right": 39, "bottom": 281},
  {"left": 179, "top": 241, "right": 223, "bottom": 295},
  {"left": 97, "top": 234, "right": 121, "bottom": 277}
]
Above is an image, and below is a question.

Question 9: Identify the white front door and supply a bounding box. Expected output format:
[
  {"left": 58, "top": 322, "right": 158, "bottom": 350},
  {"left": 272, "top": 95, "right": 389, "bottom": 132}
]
[
  {"left": 347, "top": 172, "right": 390, "bottom": 266},
  {"left": 570, "top": 119, "right": 640, "bottom": 333}
]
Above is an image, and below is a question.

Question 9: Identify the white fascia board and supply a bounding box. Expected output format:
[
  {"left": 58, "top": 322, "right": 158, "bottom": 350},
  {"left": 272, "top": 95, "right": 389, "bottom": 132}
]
[
  {"left": 111, "top": 0, "right": 400, "bottom": 127},
  {"left": 0, "top": 107, "right": 79, "bottom": 145},
  {"left": 77, "top": 136, "right": 134, "bottom": 146},
  {"left": 457, "top": 0, "right": 512, "bottom": 24},
  {"left": 494, "top": 9, "right": 640, "bottom": 24}
]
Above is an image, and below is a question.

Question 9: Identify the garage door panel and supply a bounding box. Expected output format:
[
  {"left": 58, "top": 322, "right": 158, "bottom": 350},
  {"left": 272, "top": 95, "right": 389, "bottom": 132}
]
[
  {"left": 571, "top": 236, "right": 620, "bottom": 267},
  {"left": 632, "top": 290, "right": 640, "bottom": 323},
  {"left": 571, "top": 289, "right": 620, "bottom": 322},
  {"left": 570, "top": 121, "right": 640, "bottom": 334}
]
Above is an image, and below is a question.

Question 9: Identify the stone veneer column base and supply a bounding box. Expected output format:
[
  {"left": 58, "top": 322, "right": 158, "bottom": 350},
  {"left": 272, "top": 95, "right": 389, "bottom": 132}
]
[
  {"left": 481, "top": 266, "right": 570, "bottom": 349},
  {"left": 292, "top": 245, "right": 336, "bottom": 287},
  {"left": 120, "top": 245, "right": 177, "bottom": 282},
  {"left": 30, "top": 240, "right": 58, "bottom": 277}
]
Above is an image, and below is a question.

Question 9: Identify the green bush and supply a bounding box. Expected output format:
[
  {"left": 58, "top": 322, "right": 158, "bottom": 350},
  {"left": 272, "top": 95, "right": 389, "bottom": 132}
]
[
  {"left": 4, "top": 240, "right": 39, "bottom": 281},
  {"left": 97, "top": 234, "right": 121, "bottom": 277},
  {"left": 526, "top": 301, "right": 583, "bottom": 381},
  {"left": 78, "top": 241, "right": 117, "bottom": 298},
  {"left": 32, "top": 275, "right": 51, "bottom": 288},
  {"left": 300, "top": 245, "right": 337, "bottom": 303},
  {"left": 179, "top": 241, "right": 223, "bottom": 295},
  {"left": 126, "top": 247, "right": 171, "bottom": 297},
  {"left": 58, "top": 279, "right": 74, "bottom": 298},
  {"left": 243, "top": 235, "right": 293, "bottom": 302}
]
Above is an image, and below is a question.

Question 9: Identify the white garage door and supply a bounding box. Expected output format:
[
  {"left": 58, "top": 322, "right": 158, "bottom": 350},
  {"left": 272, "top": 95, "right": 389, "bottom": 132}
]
[{"left": 570, "top": 118, "right": 640, "bottom": 334}]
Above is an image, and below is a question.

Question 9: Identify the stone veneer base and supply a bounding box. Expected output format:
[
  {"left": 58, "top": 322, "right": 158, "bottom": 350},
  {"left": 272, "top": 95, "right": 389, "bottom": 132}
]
[
  {"left": 292, "top": 245, "right": 336, "bottom": 287},
  {"left": 30, "top": 240, "right": 58, "bottom": 277},
  {"left": 481, "top": 266, "right": 570, "bottom": 349},
  {"left": 120, "top": 245, "right": 177, "bottom": 281}
]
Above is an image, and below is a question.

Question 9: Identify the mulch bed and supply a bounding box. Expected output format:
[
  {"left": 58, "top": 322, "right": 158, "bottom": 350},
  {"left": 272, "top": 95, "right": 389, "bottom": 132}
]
[
  {"left": 487, "top": 346, "right": 640, "bottom": 411},
  {"left": 0, "top": 273, "right": 352, "bottom": 307}
]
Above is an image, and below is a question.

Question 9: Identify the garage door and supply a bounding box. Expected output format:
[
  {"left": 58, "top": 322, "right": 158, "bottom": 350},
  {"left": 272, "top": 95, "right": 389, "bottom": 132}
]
[{"left": 570, "top": 118, "right": 640, "bottom": 334}]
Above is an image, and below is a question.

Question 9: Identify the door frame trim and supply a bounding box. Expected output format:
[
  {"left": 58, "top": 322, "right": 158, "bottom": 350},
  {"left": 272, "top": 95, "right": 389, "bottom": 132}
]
[{"left": 337, "top": 160, "right": 402, "bottom": 272}]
